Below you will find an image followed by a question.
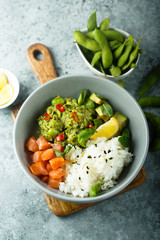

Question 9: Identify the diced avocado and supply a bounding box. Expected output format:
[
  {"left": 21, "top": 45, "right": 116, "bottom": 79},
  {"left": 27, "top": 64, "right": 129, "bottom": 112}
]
[
  {"left": 89, "top": 93, "right": 106, "bottom": 105},
  {"left": 114, "top": 112, "right": 128, "bottom": 131},
  {"left": 95, "top": 102, "right": 113, "bottom": 122}
]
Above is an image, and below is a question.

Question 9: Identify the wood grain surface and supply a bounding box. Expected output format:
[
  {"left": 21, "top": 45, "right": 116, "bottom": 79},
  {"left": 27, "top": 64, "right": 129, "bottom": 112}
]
[{"left": 11, "top": 43, "right": 146, "bottom": 217}]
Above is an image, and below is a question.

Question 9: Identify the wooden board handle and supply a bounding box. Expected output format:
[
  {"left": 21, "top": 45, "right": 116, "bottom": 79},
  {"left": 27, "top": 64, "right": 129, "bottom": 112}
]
[{"left": 27, "top": 43, "right": 58, "bottom": 85}]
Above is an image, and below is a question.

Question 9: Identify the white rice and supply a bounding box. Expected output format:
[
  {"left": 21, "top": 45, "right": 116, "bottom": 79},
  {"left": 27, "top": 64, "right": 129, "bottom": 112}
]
[{"left": 59, "top": 137, "right": 133, "bottom": 197}]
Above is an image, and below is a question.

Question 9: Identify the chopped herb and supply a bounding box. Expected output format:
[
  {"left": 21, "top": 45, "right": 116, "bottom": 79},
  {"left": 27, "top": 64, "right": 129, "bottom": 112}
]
[
  {"left": 95, "top": 144, "right": 97, "bottom": 147},
  {"left": 86, "top": 166, "right": 89, "bottom": 170},
  {"left": 109, "top": 157, "right": 113, "bottom": 160},
  {"left": 108, "top": 150, "right": 111, "bottom": 153},
  {"left": 98, "top": 155, "right": 101, "bottom": 158},
  {"left": 79, "top": 177, "right": 81, "bottom": 180},
  {"left": 81, "top": 189, "right": 84, "bottom": 191},
  {"left": 86, "top": 171, "right": 89, "bottom": 174},
  {"left": 106, "top": 159, "right": 108, "bottom": 163},
  {"left": 104, "top": 150, "right": 107, "bottom": 154},
  {"left": 77, "top": 155, "right": 79, "bottom": 158},
  {"left": 87, "top": 155, "right": 92, "bottom": 158},
  {"left": 94, "top": 156, "right": 96, "bottom": 158}
]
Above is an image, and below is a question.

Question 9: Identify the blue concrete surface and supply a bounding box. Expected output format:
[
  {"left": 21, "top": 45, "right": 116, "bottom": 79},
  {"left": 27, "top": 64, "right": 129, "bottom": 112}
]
[{"left": 0, "top": 0, "right": 159, "bottom": 239}]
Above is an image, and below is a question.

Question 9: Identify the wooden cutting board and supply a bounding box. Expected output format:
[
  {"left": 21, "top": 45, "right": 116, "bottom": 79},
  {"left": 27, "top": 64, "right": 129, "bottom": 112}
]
[{"left": 11, "top": 43, "right": 146, "bottom": 217}]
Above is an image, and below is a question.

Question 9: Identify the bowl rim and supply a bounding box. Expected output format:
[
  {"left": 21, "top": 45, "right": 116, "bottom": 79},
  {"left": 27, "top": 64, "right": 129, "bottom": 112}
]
[
  {"left": 13, "top": 74, "right": 149, "bottom": 203},
  {"left": 0, "top": 68, "right": 20, "bottom": 109},
  {"left": 74, "top": 27, "right": 140, "bottom": 80}
]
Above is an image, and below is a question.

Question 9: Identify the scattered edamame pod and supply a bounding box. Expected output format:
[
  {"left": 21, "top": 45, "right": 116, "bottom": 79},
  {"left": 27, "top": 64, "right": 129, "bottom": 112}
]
[
  {"left": 117, "top": 35, "right": 134, "bottom": 68},
  {"left": 150, "top": 137, "right": 160, "bottom": 152},
  {"left": 122, "top": 37, "right": 142, "bottom": 71},
  {"left": 144, "top": 112, "right": 160, "bottom": 151},
  {"left": 109, "top": 65, "right": 121, "bottom": 77},
  {"left": 87, "top": 9, "right": 97, "bottom": 31},
  {"left": 113, "top": 39, "right": 126, "bottom": 59},
  {"left": 138, "top": 97, "right": 160, "bottom": 108},
  {"left": 73, "top": 31, "right": 101, "bottom": 51},
  {"left": 91, "top": 51, "right": 102, "bottom": 67},
  {"left": 100, "top": 18, "right": 110, "bottom": 30},
  {"left": 102, "top": 30, "right": 124, "bottom": 43},
  {"left": 93, "top": 29, "right": 113, "bottom": 69},
  {"left": 138, "top": 65, "right": 160, "bottom": 99}
]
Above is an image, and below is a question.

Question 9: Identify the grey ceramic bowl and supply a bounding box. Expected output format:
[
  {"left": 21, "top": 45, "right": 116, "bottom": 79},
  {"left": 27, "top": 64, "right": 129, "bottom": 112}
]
[{"left": 13, "top": 75, "right": 149, "bottom": 203}]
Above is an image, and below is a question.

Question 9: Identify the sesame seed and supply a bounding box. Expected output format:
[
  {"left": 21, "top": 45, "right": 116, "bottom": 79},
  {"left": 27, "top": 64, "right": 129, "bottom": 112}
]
[
  {"left": 104, "top": 150, "right": 107, "bottom": 154},
  {"left": 109, "top": 157, "right": 113, "bottom": 160},
  {"left": 108, "top": 150, "right": 111, "bottom": 153}
]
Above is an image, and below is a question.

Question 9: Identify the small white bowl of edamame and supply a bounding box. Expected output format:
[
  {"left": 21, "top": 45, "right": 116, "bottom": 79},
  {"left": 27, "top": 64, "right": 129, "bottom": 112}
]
[{"left": 74, "top": 28, "right": 140, "bottom": 81}]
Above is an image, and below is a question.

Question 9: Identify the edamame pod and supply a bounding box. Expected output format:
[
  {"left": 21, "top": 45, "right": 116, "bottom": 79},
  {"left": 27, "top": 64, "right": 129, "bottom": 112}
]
[
  {"left": 130, "top": 63, "right": 137, "bottom": 68},
  {"left": 113, "top": 40, "right": 126, "bottom": 59},
  {"left": 73, "top": 31, "right": 101, "bottom": 51},
  {"left": 109, "top": 65, "right": 121, "bottom": 77},
  {"left": 144, "top": 112, "right": 160, "bottom": 151},
  {"left": 138, "top": 97, "right": 160, "bottom": 108},
  {"left": 87, "top": 9, "right": 97, "bottom": 31},
  {"left": 122, "top": 37, "right": 142, "bottom": 71},
  {"left": 93, "top": 29, "right": 113, "bottom": 69},
  {"left": 102, "top": 30, "right": 124, "bottom": 43},
  {"left": 100, "top": 18, "right": 110, "bottom": 30},
  {"left": 117, "top": 35, "right": 134, "bottom": 68},
  {"left": 91, "top": 51, "right": 102, "bottom": 67},
  {"left": 138, "top": 65, "right": 160, "bottom": 99},
  {"left": 109, "top": 40, "right": 122, "bottom": 50}
]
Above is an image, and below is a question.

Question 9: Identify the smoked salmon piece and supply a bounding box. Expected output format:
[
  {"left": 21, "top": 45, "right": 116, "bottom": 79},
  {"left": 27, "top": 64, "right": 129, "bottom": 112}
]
[
  {"left": 41, "top": 148, "right": 56, "bottom": 161},
  {"left": 36, "top": 136, "right": 51, "bottom": 150},
  {"left": 49, "top": 157, "right": 67, "bottom": 170},
  {"left": 33, "top": 151, "right": 43, "bottom": 162},
  {"left": 28, "top": 161, "right": 48, "bottom": 176},
  {"left": 50, "top": 143, "right": 64, "bottom": 153},
  {"left": 46, "top": 163, "right": 53, "bottom": 172},
  {"left": 49, "top": 168, "right": 65, "bottom": 180},
  {"left": 48, "top": 177, "right": 61, "bottom": 189},
  {"left": 40, "top": 175, "right": 49, "bottom": 183},
  {"left": 26, "top": 136, "right": 39, "bottom": 152}
]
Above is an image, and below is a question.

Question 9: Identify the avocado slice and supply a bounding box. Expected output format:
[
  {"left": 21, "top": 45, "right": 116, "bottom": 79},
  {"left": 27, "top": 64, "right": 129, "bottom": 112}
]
[
  {"left": 96, "top": 102, "right": 113, "bottom": 122},
  {"left": 114, "top": 112, "right": 128, "bottom": 131},
  {"left": 89, "top": 93, "right": 106, "bottom": 105}
]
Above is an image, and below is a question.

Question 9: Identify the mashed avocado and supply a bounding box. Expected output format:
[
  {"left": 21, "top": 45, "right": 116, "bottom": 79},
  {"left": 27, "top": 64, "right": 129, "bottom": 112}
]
[{"left": 37, "top": 96, "right": 94, "bottom": 146}]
